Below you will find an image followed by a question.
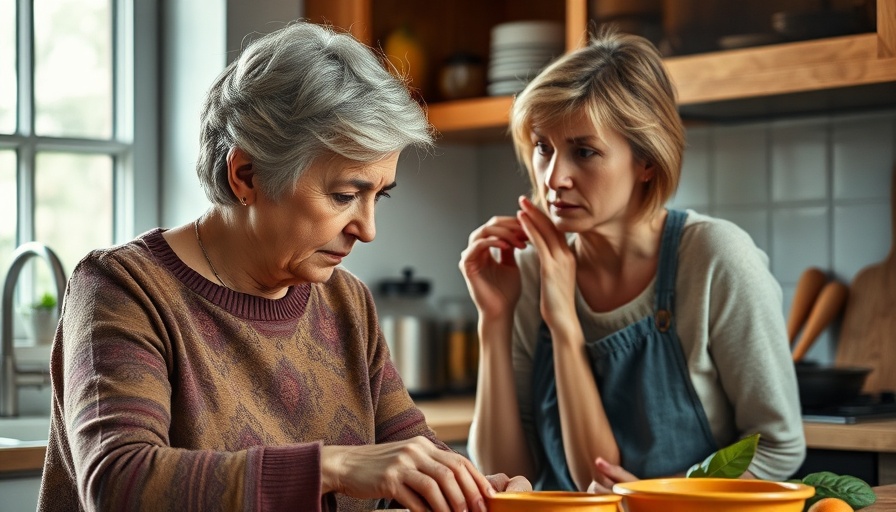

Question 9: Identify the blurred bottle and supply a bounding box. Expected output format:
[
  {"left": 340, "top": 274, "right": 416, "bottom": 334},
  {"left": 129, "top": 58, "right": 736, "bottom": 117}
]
[
  {"left": 384, "top": 25, "right": 428, "bottom": 98},
  {"left": 440, "top": 297, "right": 478, "bottom": 394}
]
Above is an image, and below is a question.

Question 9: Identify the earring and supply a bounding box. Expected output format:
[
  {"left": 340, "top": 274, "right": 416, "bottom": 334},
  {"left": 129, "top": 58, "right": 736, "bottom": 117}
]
[{"left": 240, "top": 197, "right": 247, "bottom": 206}]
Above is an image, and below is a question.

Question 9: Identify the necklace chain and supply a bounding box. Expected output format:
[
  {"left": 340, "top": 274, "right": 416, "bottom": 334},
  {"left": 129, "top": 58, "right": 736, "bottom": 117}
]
[{"left": 194, "top": 218, "right": 232, "bottom": 290}]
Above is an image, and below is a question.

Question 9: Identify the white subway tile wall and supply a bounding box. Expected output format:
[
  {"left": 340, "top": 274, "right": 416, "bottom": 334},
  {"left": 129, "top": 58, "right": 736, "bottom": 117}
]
[
  {"left": 713, "top": 124, "right": 769, "bottom": 206},
  {"left": 771, "top": 206, "right": 829, "bottom": 281},
  {"left": 771, "top": 118, "right": 828, "bottom": 202},
  {"left": 677, "top": 128, "right": 712, "bottom": 208},
  {"left": 671, "top": 109, "right": 896, "bottom": 364}
]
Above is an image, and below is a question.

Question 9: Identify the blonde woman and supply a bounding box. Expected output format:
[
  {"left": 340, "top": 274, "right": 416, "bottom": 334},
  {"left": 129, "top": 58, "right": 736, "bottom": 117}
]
[{"left": 461, "top": 31, "right": 805, "bottom": 492}]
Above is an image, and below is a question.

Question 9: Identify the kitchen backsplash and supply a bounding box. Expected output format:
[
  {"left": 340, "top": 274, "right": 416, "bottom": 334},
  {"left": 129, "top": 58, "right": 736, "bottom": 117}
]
[
  {"left": 343, "top": 108, "right": 896, "bottom": 366},
  {"left": 673, "top": 109, "right": 895, "bottom": 364}
]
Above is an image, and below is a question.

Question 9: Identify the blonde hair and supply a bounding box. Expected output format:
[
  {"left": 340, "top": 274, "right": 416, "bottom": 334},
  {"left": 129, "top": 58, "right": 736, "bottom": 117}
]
[{"left": 510, "top": 30, "right": 684, "bottom": 218}]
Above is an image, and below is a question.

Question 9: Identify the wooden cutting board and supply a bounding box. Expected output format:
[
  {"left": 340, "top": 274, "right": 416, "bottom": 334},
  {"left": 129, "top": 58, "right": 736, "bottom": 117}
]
[{"left": 835, "top": 163, "right": 896, "bottom": 393}]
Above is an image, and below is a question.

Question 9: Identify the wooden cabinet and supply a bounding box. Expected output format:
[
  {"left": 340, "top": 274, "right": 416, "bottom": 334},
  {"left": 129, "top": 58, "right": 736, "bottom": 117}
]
[{"left": 306, "top": 0, "right": 896, "bottom": 141}]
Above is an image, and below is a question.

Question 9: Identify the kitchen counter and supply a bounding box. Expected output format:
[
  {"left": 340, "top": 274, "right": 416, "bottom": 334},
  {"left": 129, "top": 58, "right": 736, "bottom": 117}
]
[
  {"left": 0, "top": 445, "right": 45, "bottom": 475},
  {"left": 5, "top": 432, "right": 895, "bottom": 511},
  {"left": 7, "top": 444, "right": 894, "bottom": 510},
  {"left": 803, "top": 421, "right": 896, "bottom": 453},
  {"left": 0, "top": 396, "right": 475, "bottom": 476},
  {"left": 418, "top": 396, "right": 896, "bottom": 485},
  {"left": 417, "top": 395, "right": 477, "bottom": 444},
  {"left": 864, "top": 483, "right": 896, "bottom": 511},
  {"left": 419, "top": 396, "right": 896, "bottom": 451},
  {"left": 6, "top": 397, "right": 895, "bottom": 477}
]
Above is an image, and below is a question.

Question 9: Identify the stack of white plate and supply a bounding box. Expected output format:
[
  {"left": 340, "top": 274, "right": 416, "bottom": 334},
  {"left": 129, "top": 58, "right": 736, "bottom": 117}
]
[{"left": 487, "top": 20, "right": 564, "bottom": 97}]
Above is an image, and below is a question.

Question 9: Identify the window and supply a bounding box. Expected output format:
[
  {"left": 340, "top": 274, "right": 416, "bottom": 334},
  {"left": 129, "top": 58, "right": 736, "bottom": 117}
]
[{"left": 0, "top": 0, "right": 157, "bottom": 301}]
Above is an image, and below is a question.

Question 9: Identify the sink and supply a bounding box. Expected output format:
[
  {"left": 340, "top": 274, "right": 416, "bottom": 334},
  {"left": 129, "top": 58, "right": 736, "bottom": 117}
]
[
  {"left": 0, "top": 416, "right": 51, "bottom": 447},
  {"left": 0, "top": 416, "right": 48, "bottom": 512},
  {"left": 12, "top": 344, "right": 52, "bottom": 369}
]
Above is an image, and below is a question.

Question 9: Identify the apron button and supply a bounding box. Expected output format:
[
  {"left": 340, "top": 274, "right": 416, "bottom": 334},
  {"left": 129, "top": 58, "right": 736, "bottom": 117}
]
[{"left": 655, "top": 309, "right": 672, "bottom": 332}]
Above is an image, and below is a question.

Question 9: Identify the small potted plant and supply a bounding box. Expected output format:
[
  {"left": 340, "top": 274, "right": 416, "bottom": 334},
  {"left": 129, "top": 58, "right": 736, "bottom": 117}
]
[{"left": 25, "top": 292, "right": 59, "bottom": 345}]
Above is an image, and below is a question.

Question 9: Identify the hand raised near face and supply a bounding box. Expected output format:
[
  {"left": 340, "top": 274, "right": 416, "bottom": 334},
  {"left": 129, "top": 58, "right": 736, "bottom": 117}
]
[
  {"left": 515, "top": 196, "right": 578, "bottom": 329},
  {"left": 459, "top": 214, "right": 528, "bottom": 320}
]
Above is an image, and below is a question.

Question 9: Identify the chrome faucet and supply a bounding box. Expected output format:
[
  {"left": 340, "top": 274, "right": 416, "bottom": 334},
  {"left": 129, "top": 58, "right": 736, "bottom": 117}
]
[{"left": 1, "top": 242, "right": 67, "bottom": 417}]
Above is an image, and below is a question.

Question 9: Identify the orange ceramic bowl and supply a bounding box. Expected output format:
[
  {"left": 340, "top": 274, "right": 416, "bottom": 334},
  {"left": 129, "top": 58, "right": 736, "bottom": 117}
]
[
  {"left": 487, "top": 491, "right": 622, "bottom": 512},
  {"left": 613, "top": 478, "right": 815, "bottom": 512}
]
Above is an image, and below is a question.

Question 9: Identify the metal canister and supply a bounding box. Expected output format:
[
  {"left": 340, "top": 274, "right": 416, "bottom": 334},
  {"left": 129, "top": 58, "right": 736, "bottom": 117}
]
[{"left": 377, "top": 268, "right": 444, "bottom": 398}]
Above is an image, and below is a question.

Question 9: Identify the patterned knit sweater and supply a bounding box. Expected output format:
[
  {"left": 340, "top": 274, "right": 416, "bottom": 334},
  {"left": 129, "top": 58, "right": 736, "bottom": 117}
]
[{"left": 38, "top": 228, "right": 443, "bottom": 511}]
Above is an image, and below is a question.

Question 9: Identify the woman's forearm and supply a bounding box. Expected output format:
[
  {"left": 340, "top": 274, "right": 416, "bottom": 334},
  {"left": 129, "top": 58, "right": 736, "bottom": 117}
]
[
  {"left": 552, "top": 323, "right": 620, "bottom": 491},
  {"left": 468, "top": 314, "right": 536, "bottom": 480}
]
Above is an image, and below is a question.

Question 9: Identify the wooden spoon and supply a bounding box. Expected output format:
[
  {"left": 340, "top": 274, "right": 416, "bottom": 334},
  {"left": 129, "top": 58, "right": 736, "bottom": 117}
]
[
  {"left": 792, "top": 280, "right": 849, "bottom": 362},
  {"left": 787, "top": 267, "right": 828, "bottom": 344}
]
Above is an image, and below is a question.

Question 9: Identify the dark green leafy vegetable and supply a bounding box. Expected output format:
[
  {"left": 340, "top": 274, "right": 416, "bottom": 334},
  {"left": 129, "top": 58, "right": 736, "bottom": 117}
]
[
  {"left": 686, "top": 433, "right": 759, "bottom": 478},
  {"left": 796, "top": 471, "right": 876, "bottom": 510},
  {"left": 685, "top": 434, "right": 877, "bottom": 510}
]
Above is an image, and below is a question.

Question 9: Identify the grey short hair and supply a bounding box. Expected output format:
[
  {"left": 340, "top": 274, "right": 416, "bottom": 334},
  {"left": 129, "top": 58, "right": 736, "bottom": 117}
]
[{"left": 197, "top": 21, "right": 434, "bottom": 204}]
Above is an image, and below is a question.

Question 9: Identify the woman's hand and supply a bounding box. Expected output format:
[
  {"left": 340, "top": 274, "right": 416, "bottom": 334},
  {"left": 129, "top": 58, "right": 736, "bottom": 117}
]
[
  {"left": 322, "top": 436, "right": 495, "bottom": 512},
  {"left": 515, "top": 196, "right": 578, "bottom": 331},
  {"left": 587, "top": 457, "right": 638, "bottom": 494},
  {"left": 459, "top": 215, "right": 528, "bottom": 320},
  {"left": 486, "top": 473, "right": 533, "bottom": 493}
]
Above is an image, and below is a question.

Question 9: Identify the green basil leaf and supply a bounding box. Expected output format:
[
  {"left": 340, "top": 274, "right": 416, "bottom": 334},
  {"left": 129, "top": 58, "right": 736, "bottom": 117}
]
[
  {"left": 800, "top": 471, "right": 877, "bottom": 510},
  {"left": 686, "top": 433, "right": 759, "bottom": 478}
]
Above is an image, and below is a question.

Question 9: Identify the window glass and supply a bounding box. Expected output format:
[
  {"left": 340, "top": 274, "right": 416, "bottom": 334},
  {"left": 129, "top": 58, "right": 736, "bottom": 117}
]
[
  {"left": 33, "top": 0, "right": 112, "bottom": 138},
  {"left": 0, "top": 0, "right": 15, "bottom": 134},
  {"left": 35, "top": 152, "right": 113, "bottom": 276},
  {"left": 0, "top": 151, "right": 16, "bottom": 273}
]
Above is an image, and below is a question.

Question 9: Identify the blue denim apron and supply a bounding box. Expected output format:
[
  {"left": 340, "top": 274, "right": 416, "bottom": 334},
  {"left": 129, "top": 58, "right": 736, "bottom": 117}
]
[{"left": 531, "top": 209, "right": 718, "bottom": 490}]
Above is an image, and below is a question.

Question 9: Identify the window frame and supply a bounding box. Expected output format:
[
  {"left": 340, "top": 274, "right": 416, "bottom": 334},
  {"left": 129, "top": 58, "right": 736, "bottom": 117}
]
[{"left": 1, "top": 0, "right": 159, "bottom": 257}]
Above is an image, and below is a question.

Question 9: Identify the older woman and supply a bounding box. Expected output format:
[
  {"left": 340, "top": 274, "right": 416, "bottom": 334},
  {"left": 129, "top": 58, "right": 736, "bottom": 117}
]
[
  {"left": 38, "top": 21, "right": 526, "bottom": 512},
  {"left": 461, "top": 30, "right": 805, "bottom": 492}
]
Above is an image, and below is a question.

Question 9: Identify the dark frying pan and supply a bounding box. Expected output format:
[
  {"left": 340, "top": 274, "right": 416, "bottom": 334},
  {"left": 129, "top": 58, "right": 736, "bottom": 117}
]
[{"left": 795, "top": 363, "right": 872, "bottom": 408}]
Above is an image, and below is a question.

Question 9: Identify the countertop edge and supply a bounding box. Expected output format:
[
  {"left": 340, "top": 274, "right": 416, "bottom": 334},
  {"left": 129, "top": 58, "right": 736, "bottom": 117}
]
[
  {"left": 7, "top": 397, "right": 894, "bottom": 476},
  {"left": 0, "top": 445, "right": 46, "bottom": 475}
]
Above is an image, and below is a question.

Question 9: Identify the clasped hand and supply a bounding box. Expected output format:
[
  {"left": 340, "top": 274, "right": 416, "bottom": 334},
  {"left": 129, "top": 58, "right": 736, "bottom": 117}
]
[
  {"left": 587, "top": 457, "right": 638, "bottom": 494},
  {"left": 322, "top": 436, "right": 530, "bottom": 512}
]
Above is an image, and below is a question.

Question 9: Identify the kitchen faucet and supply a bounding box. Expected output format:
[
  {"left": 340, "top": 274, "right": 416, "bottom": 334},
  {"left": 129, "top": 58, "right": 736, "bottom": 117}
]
[{"left": 1, "top": 242, "right": 67, "bottom": 417}]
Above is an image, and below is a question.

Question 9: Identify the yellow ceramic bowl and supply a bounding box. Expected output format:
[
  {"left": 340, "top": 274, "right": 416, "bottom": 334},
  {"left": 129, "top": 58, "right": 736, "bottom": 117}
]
[
  {"left": 487, "top": 491, "right": 623, "bottom": 512},
  {"left": 613, "top": 478, "right": 815, "bottom": 512}
]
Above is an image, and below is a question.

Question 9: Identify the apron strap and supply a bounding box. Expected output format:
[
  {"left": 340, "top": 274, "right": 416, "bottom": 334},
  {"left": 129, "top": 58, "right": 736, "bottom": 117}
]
[{"left": 654, "top": 209, "right": 688, "bottom": 332}]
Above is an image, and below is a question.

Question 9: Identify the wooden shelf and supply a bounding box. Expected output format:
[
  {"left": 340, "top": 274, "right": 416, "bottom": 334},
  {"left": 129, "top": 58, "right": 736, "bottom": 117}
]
[
  {"left": 426, "top": 96, "right": 513, "bottom": 142},
  {"left": 306, "top": 0, "right": 896, "bottom": 141},
  {"left": 668, "top": 29, "right": 896, "bottom": 121}
]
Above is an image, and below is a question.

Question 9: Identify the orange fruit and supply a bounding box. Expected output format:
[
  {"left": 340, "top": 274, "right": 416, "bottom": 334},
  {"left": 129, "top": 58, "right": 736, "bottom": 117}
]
[{"left": 808, "top": 497, "right": 854, "bottom": 512}]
